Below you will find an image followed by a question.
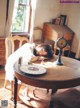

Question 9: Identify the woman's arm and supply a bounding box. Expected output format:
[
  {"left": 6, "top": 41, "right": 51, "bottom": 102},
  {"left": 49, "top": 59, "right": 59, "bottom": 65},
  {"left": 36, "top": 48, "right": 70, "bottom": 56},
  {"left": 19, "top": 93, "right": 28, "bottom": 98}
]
[
  {"left": 30, "top": 56, "right": 40, "bottom": 62},
  {"left": 29, "top": 56, "right": 46, "bottom": 64}
]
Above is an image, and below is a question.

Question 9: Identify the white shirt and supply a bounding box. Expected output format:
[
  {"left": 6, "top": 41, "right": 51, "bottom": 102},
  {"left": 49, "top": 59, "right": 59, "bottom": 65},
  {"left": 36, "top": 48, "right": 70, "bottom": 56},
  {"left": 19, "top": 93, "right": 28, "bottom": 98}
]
[{"left": 5, "top": 43, "right": 35, "bottom": 81}]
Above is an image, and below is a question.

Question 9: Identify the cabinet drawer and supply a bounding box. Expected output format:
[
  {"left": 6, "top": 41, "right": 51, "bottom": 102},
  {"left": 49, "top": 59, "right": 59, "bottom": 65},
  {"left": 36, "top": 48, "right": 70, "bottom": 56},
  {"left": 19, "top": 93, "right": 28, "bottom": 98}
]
[
  {"left": 0, "top": 61, "right": 5, "bottom": 66},
  {"left": 0, "top": 38, "right": 5, "bottom": 66},
  {"left": 44, "top": 25, "right": 53, "bottom": 33},
  {"left": 64, "top": 33, "right": 73, "bottom": 41},
  {"left": 0, "top": 50, "right": 5, "bottom": 57},
  {"left": 0, "top": 44, "right": 5, "bottom": 49},
  {"left": 0, "top": 40, "right": 5, "bottom": 49},
  {"left": 43, "top": 30, "right": 59, "bottom": 41},
  {"left": 0, "top": 57, "right": 5, "bottom": 65}
]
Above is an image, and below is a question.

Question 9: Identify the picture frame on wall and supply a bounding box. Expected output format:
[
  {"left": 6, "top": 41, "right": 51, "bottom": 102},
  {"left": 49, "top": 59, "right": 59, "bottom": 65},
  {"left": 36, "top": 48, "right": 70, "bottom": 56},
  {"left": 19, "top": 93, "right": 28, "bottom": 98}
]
[
  {"left": 55, "top": 17, "right": 61, "bottom": 25},
  {"left": 51, "top": 17, "right": 61, "bottom": 25},
  {"left": 60, "top": 15, "right": 67, "bottom": 25},
  {"left": 51, "top": 14, "right": 67, "bottom": 25}
]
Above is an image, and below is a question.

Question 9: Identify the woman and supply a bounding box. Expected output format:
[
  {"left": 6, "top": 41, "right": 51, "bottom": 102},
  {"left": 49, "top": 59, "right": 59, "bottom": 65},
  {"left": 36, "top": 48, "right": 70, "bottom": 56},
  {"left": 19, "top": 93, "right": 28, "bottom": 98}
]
[{"left": 5, "top": 43, "right": 54, "bottom": 102}]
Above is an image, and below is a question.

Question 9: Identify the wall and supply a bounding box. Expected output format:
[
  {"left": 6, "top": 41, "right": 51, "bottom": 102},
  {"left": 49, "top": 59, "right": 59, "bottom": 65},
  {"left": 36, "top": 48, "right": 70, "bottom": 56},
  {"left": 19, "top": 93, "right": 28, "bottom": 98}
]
[
  {"left": 33, "top": 0, "right": 61, "bottom": 41},
  {"left": 61, "top": 4, "right": 80, "bottom": 58},
  {"left": 34, "top": 0, "right": 61, "bottom": 27},
  {"left": 5, "top": 0, "right": 15, "bottom": 37},
  {"left": 0, "top": 0, "right": 6, "bottom": 36}
]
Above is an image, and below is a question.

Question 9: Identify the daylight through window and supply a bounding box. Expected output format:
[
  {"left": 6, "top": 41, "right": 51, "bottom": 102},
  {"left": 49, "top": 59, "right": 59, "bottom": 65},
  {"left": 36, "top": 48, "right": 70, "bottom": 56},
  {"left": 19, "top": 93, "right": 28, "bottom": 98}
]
[{"left": 11, "top": 0, "right": 31, "bottom": 33}]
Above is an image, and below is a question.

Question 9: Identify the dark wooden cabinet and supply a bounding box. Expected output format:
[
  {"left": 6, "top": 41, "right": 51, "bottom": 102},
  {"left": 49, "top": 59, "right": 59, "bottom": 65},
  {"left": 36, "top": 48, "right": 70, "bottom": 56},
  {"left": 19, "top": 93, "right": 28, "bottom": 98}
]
[
  {"left": 0, "top": 38, "right": 5, "bottom": 66},
  {"left": 42, "top": 23, "right": 74, "bottom": 56}
]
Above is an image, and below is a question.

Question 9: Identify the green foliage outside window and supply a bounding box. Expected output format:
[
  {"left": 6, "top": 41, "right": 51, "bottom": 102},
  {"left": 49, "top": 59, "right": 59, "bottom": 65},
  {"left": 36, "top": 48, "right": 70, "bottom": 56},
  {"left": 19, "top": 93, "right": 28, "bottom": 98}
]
[{"left": 12, "top": 0, "right": 28, "bottom": 32}]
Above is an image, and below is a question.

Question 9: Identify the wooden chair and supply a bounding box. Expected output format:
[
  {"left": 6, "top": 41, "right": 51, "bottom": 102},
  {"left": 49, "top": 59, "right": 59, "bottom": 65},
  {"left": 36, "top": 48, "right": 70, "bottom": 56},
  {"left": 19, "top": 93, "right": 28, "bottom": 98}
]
[{"left": 4, "top": 35, "right": 29, "bottom": 88}]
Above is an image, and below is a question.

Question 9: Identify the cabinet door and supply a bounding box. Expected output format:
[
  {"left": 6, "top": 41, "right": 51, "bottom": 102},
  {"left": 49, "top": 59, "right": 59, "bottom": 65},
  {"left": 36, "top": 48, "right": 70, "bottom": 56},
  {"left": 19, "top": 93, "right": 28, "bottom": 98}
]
[
  {"left": 43, "top": 23, "right": 58, "bottom": 42},
  {"left": 0, "top": 38, "right": 5, "bottom": 66}
]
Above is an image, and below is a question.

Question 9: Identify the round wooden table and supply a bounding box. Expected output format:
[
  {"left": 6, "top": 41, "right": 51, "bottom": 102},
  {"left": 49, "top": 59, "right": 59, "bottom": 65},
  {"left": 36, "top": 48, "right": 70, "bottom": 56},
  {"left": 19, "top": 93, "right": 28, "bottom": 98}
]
[{"left": 14, "top": 56, "right": 80, "bottom": 108}]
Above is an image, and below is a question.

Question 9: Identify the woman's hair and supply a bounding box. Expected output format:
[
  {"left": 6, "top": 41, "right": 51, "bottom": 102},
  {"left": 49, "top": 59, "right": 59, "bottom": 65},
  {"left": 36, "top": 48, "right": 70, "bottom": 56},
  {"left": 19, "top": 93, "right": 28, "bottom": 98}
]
[
  {"left": 33, "top": 44, "right": 54, "bottom": 58},
  {"left": 44, "top": 44, "right": 54, "bottom": 58}
]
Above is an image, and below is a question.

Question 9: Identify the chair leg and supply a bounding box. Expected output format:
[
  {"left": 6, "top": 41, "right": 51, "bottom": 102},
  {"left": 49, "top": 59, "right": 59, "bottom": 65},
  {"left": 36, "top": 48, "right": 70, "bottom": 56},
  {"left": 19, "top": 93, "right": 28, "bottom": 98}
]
[{"left": 4, "top": 80, "right": 8, "bottom": 88}]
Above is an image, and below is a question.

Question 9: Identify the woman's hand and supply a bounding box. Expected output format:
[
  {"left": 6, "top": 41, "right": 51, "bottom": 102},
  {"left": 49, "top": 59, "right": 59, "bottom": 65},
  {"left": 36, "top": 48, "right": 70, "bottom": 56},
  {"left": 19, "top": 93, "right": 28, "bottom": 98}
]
[
  {"left": 29, "top": 56, "right": 40, "bottom": 63},
  {"left": 29, "top": 56, "right": 48, "bottom": 64},
  {"left": 38, "top": 56, "right": 45, "bottom": 61}
]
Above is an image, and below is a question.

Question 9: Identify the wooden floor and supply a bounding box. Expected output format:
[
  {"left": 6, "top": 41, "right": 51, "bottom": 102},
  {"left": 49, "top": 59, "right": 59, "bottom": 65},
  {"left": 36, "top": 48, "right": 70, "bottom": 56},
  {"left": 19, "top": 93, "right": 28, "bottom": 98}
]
[{"left": 0, "top": 70, "right": 51, "bottom": 108}]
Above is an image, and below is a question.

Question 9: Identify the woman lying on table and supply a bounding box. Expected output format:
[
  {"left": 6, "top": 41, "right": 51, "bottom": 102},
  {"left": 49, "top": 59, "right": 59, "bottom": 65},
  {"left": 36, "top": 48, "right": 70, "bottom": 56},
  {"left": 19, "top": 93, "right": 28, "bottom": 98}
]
[{"left": 5, "top": 43, "right": 54, "bottom": 102}]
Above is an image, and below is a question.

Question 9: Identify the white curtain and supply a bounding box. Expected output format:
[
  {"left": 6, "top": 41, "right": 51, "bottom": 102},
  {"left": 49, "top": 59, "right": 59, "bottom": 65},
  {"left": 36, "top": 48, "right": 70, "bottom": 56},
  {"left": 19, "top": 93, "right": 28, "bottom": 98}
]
[
  {"left": 29, "top": 0, "right": 37, "bottom": 43},
  {"left": 76, "top": 39, "right": 80, "bottom": 58},
  {"left": 4, "top": 0, "right": 15, "bottom": 37}
]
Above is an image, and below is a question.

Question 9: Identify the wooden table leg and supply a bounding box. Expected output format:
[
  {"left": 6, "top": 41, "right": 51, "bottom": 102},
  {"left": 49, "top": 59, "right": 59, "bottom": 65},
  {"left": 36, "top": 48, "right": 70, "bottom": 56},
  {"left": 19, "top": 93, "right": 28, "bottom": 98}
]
[
  {"left": 14, "top": 77, "right": 18, "bottom": 108},
  {"left": 49, "top": 89, "right": 57, "bottom": 108}
]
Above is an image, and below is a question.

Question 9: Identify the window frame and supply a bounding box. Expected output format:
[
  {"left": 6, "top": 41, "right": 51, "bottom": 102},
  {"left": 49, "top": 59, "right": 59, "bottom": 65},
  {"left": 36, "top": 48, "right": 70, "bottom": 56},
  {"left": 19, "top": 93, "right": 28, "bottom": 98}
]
[{"left": 11, "top": 0, "right": 32, "bottom": 35}]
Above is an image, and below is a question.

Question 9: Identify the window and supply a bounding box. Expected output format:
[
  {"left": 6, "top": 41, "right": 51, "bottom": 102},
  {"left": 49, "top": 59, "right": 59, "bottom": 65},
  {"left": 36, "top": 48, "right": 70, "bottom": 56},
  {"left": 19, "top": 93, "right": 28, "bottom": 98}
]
[{"left": 11, "top": 0, "right": 31, "bottom": 33}]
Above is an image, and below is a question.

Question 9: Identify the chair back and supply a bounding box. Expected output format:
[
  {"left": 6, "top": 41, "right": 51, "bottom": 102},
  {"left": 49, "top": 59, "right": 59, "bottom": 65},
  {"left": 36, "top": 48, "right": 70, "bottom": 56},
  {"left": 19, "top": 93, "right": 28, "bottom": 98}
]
[{"left": 5, "top": 35, "right": 29, "bottom": 61}]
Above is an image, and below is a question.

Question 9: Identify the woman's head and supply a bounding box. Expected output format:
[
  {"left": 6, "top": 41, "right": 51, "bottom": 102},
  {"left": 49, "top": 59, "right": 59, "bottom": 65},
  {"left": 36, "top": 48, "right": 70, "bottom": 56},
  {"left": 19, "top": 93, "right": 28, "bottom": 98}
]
[{"left": 33, "top": 44, "right": 54, "bottom": 58}]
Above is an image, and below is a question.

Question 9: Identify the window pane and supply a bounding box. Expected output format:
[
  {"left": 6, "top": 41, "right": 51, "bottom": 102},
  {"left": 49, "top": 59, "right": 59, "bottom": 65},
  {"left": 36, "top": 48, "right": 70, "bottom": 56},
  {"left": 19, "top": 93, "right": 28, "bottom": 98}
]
[
  {"left": 11, "top": 0, "right": 30, "bottom": 32},
  {"left": 12, "top": 5, "right": 24, "bottom": 32},
  {"left": 19, "top": 0, "right": 29, "bottom": 4}
]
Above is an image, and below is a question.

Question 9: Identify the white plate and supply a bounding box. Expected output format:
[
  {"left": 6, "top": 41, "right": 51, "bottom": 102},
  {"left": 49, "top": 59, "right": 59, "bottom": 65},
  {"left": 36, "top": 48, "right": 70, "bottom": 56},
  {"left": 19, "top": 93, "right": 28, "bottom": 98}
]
[{"left": 20, "top": 64, "right": 47, "bottom": 76}]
